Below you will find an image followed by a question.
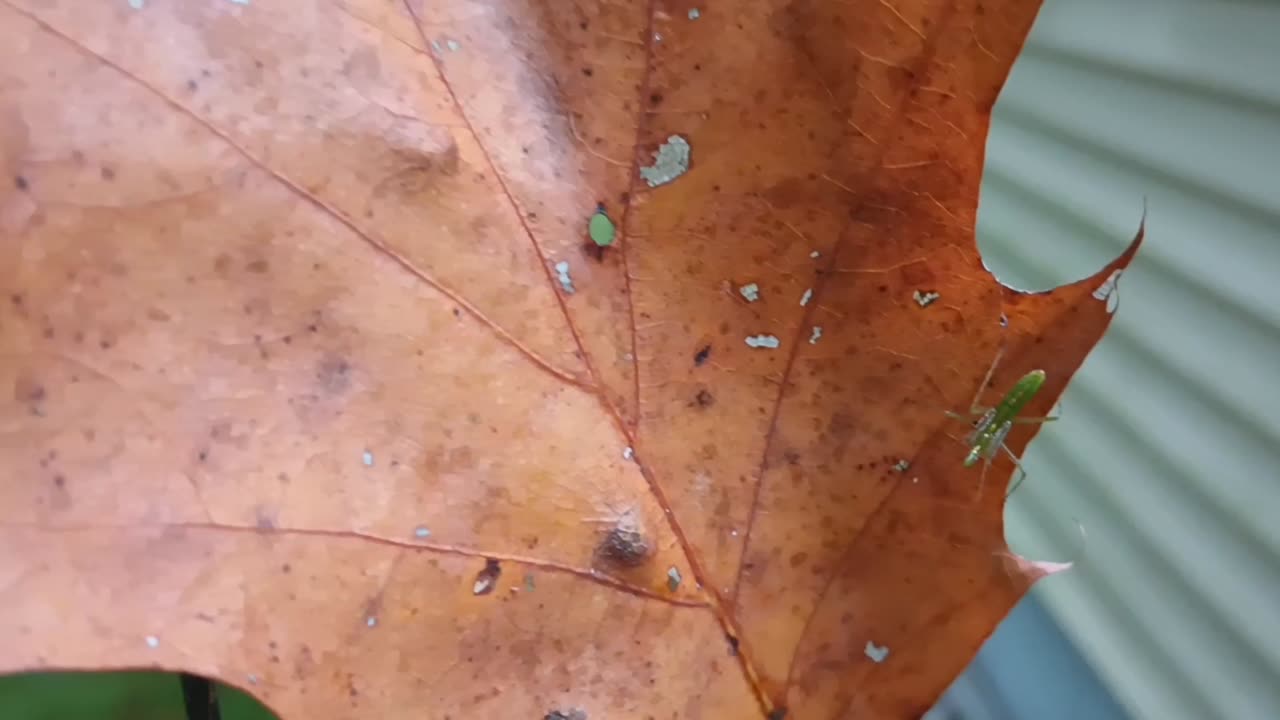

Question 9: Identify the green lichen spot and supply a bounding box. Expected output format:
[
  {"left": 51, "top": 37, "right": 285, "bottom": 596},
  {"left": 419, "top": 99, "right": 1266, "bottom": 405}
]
[
  {"left": 589, "top": 210, "right": 615, "bottom": 247},
  {"left": 667, "top": 566, "right": 682, "bottom": 591}
]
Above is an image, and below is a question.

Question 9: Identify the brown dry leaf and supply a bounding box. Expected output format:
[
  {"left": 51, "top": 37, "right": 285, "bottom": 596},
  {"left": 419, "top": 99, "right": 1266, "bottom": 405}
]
[{"left": 0, "top": 1, "right": 1144, "bottom": 718}]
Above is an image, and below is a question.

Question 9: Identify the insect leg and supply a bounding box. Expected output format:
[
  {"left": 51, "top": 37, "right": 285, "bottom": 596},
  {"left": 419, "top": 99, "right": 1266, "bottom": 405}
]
[
  {"left": 1014, "top": 398, "right": 1064, "bottom": 425},
  {"left": 946, "top": 408, "right": 997, "bottom": 447},
  {"left": 944, "top": 408, "right": 994, "bottom": 422},
  {"left": 1011, "top": 416, "right": 1059, "bottom": 425},
  {"left": 974, "top": 452, "right": 990, "bottom": 502},
  {"left": 968, "top": 346, "right": 1006, "bottom": 414},
  {"left": 996, "top": 441, "right": 1039, "bottom": 498}
]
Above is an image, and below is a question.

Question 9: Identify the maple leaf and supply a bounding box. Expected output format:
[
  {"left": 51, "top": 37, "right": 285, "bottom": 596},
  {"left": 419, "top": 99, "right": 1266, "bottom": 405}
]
[{"left": 0, "top": 1, "right": 1143, "bottom": 718}]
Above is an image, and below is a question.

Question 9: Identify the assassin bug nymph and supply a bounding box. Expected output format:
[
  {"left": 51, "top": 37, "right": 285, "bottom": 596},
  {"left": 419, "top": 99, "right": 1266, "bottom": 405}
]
[{"left": 945, "top": 346, "right": 1060, "bottom": 500}]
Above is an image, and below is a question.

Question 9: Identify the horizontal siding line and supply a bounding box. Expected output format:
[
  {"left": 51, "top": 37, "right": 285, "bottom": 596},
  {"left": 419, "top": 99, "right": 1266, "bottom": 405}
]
[{"left": 1023, "top": 43, "right": 1280, "bottom": 119}]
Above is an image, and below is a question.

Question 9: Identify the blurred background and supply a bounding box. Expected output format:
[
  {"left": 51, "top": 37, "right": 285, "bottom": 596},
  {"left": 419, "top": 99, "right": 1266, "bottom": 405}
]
[{"left": 931, "top": 0, "right": 1280, "bottom": 718}]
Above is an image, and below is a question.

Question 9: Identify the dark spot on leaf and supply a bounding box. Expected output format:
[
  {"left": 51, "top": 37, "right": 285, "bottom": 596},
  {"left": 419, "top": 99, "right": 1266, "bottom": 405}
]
[
  {"left": 768, "top": 709, "right": 787, "bottom": 720},
  {"left": 52, "top": 474, "right": 65, "bottom": 488},
  {"left": 9, "top": 293, "right": 23, "bottom": 307},
  {"left": 281, "top": 563, "right": 291, "bottom": 574},
  {"left": 649, "top": 92, "right": 663, "bottom": 106},
  {"left": 100, "top": 166, "right": 116, "bottom": 181},
  {"left": 14, "top": 175, "right": 28, "bottom": 191},
  {"left": 694, "top": 388, "right": 714, "bottom": 408},
  {"left": 452, "top": 307, "right": 461, "bottom": 318},
  {"left": 581, "top": 241, "right": 605, "bottom": 262},
  {"left": 595, "top": 523, "right": 650, "bottom": 568},
  {"left": 186, "top": 79, "right": 198, "bottom": 92},
  {"left": 14, "top": 376, "right": 45, "bottom": 411},
  {"left": 255, "top": 510, "right": 275, "bottom": 530},
  {"left": 581, "top": 67, "right": 593, "bottom": 77},
  {"left": 316, "top": 356, "right": 352, "bottom": 394},
  {"left": 473, "top": 558, "right": 501, "bottom": 596},
  {"left": 245, "top": 259, "right": 270, "bottom": 274},
  {"left": 694, "top": 345, "right": 711, "bottom": 366},
  {"left": 726, "top": 634, "right": 739, "bottom": 656},
  {"left": 198, "top": 449, "right": 208, "bottom": 462}
]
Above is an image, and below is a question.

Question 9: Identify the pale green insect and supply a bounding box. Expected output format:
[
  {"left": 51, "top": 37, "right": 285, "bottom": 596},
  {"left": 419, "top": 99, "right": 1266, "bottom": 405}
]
[
  {"left": 946, "top": 347, "right": 1060, "bottom": 498},
  {"left": 588, "top": 203, "right": 616, "bottom": 247}
]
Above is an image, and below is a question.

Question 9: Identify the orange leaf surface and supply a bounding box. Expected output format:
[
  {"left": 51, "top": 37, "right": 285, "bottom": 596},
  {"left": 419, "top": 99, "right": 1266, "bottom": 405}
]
[{"left": 0, "top": 1, "right": 1144, "bottom": 718}]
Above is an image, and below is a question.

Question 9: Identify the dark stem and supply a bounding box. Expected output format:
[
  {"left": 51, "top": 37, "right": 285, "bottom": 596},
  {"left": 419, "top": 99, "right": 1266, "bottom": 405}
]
[{"left": 179, "top": 673, "right": 221, "bottom": 720}]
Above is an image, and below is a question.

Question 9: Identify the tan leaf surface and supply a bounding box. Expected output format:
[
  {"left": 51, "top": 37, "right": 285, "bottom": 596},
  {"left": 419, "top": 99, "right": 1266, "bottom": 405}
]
[{"left": 0, "top": 0, "right": 1143, "bottom": 718}]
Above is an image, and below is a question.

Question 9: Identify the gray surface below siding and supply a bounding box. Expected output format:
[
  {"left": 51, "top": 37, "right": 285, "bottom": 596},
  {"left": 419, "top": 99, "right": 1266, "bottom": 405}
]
[{"left": 933, "top": 1, "right": 1280, "bottom": 719}]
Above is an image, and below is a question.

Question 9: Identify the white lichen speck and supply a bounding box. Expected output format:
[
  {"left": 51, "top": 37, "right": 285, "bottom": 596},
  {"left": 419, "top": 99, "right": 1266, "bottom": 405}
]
[
  {"left": 474, "top": 575, "right": 497, "bottom": 595},
  {"left": 639, "top": 135, "right": 691, "bottom": 188},
  {"left": 1092, "top": 269, "right": 1123, "bottom": 314},
  {"left": 745, "top": 334, "right": 780, "bottom": 349},
  {"left": 739, "top": 283, "right": 760, "bottom": 302},
  {"left": 913, "top": 289, "right": 941, "bottom": 308},
  {"left": 865, "top": 640, "right": 890, "bottom": 663},
  {"left": 667, "top": 566, "right": 682, "bottom": 591},
  {"left": 555, "top": 260, "right": 575, "bottom": 294}
]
